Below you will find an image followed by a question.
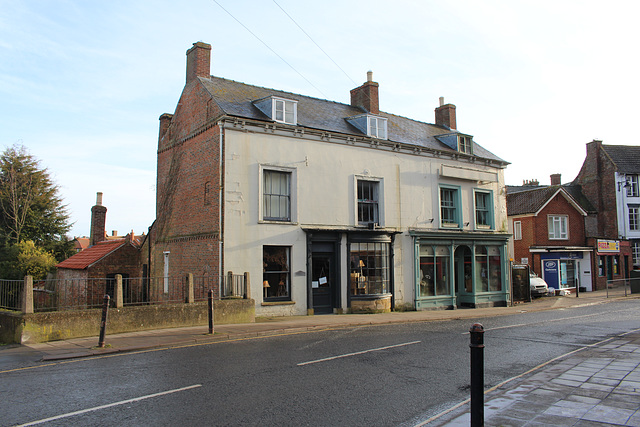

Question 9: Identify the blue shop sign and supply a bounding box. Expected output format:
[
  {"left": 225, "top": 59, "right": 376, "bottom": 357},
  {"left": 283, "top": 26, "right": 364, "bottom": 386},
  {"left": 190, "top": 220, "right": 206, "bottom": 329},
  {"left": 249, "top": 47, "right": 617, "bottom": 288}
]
[
  {"left": 540, "top": 252, "right": 583, "bottom": 260},
  {"left": 543, "top": 260, "right": 559, "bottom": 288}
]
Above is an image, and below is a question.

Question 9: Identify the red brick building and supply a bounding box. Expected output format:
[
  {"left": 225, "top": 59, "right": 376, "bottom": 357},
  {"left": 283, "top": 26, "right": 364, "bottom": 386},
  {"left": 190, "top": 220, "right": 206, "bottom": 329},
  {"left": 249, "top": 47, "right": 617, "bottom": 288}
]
[
  {"left": 56, "top": 193, "right": 144, "bottom": 307},
  {"left": 508, "top": 179, "right": 596, "bottom": 291},
  {"left": 573, "top": 139, "right": 638, "bottom": 288}
]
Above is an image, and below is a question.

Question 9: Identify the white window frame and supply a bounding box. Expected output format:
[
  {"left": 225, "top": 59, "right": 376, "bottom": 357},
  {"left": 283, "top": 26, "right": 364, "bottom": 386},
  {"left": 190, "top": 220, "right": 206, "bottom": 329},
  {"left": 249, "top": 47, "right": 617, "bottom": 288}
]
[
  {"left": 548, "top": 215, "right": 568, "bottom": 240},
  {"left": 628, "top": 175, "right": 639, "bottom": 197},
  {"left": 458, "top": 135, "right": 472, "bottom": 154},
  {"left": 272, "top": 97, "right": 297, "bottom": 125},
  {"left": 259, "top": 165, "right": 297, "bottom": 224},
  {"left": 632, "top": 242, "right": 640, "bottom": 266},
  {"left": 629, "top": 206, "right": 640, "bottom": 231},
  {"left": 514, "top": 221, "right": 522, "bottom": 240},
  {"left": 367, "top": 116, "right": 387, "bottom": 139}
]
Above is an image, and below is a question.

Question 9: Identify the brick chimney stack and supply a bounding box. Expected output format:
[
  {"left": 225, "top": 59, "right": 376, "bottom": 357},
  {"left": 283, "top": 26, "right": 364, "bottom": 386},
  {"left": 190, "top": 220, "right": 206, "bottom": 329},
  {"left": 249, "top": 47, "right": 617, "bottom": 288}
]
[
  {"left": 435, "top": 97, "right": 457, "bottom": 130},
  {"left": 90, "top": 192, "right": 107, "bottom": 246},
  {"left": 350, "top": 71, "right": 379, "bottom": 114},
  {"left": 186, "top": 42, "right": 211, "bottom": 84},
  {"left": 550, "top": 173, "right": 562, "bottom": 185}
]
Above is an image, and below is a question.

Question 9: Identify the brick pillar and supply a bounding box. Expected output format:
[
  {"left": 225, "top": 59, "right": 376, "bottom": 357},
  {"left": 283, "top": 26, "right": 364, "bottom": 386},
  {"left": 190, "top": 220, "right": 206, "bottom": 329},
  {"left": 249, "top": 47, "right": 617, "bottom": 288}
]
[{"left": 22, "top": 276, "right": 34, "bottom": 314}]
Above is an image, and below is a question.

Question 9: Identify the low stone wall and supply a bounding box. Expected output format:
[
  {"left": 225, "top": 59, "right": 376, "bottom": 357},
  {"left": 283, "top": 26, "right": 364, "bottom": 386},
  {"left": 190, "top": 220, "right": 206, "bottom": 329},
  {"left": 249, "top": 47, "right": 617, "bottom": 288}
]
[
  {"left": 350, "top": 295, "right": 392, "bottom": 313},
  {"left": 0, "top": 299, "right": 255, "bottom": 344}
]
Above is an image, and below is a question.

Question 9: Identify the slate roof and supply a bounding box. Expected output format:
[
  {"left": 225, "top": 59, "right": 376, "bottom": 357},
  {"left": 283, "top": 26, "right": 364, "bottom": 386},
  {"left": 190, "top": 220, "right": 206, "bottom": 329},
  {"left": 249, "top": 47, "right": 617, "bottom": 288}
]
[
  {"left": 506, "top": 185, "right": 595, "bottom": 216},
  {"left": 56, "top": 240, "right": 126, "bottom": 270},
  {"left": 199, "top": 76, "right": 506, "bottom": 164},
  {"left": 602, "top": 145, "right": 640, "bottom": 174}
]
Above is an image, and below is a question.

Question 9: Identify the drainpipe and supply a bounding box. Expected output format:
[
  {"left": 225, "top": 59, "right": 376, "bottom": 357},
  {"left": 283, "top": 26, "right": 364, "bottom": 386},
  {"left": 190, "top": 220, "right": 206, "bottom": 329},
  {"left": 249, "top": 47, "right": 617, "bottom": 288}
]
[{"left": 219, "top": 123, "right": 225, "bottom": 285}]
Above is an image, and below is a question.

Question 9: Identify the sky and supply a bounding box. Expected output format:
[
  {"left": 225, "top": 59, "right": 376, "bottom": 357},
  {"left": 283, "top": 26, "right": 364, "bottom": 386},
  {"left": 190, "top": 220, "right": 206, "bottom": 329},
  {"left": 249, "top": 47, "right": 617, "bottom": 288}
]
[{"left": 2, "top": 0, "right": 639, "bottom": 238}]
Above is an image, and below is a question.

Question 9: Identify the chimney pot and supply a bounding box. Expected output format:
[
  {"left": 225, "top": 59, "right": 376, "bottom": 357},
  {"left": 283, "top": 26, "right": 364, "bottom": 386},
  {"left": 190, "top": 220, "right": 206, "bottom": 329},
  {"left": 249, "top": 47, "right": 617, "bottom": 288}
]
[
  {"left": 367, "top": 71, "right": 373, "bottom": 82},
  {"left": 439, "top": 96, "right": 445, "bottom": 107},
  {"left": 96, "top": 192, "right": 103, "bottom": 206}
]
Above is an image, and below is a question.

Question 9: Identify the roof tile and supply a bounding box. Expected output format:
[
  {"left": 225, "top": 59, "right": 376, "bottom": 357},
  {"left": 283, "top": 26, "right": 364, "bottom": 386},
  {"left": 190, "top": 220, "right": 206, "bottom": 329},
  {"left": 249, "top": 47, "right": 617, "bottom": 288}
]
[{"left": 57, "top": 240, "right": 126, "bottom": 270}]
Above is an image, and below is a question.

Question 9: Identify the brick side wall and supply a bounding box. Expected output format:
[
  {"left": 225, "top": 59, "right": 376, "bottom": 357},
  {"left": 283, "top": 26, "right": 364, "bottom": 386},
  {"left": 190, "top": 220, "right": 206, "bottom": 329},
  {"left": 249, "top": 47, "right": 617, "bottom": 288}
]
[
  {"left": 574, "top": 141, "right": 619, "bottom": 238},
  {"left": 154, "top": 79, "right": 223, "bottom": 282}
]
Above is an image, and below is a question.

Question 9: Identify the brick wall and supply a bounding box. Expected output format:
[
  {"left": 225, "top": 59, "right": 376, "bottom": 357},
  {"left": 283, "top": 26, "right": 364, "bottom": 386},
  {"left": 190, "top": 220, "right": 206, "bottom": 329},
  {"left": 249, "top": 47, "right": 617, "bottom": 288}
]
[
  {"left": 574, "top": 140, "right": 619, "bottom": 238},
  {"left": 535, "top": 194, "right": 586, "bottom": 246},
  {"left": 154, "top": 76, "right": 224, "bottom": 282},
  {"left": 513, "top": 192, "right": 587, "bottom": 276}
]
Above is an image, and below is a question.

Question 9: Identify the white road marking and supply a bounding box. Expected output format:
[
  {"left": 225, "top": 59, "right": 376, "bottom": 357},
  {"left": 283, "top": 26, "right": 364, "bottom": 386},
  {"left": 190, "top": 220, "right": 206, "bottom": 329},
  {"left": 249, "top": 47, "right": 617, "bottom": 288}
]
[
  {"left": 297, "top": 341, "right": 421, "bottom": 366},
  {"left": 16, "top": 384, "right": 202, "bottom": 426},
  {"left": 461, "top": 311, "right": 617, "bottom": 334}
]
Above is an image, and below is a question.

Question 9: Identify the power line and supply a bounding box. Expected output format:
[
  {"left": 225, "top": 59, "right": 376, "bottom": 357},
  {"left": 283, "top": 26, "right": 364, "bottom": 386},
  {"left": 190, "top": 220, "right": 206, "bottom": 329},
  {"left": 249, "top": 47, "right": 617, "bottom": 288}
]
[
  {"left": 211, "top": 0, "right": 328, "bottom": 98},
  {"left": 272, "top": 0, "right": 359, "bottom": 87}
]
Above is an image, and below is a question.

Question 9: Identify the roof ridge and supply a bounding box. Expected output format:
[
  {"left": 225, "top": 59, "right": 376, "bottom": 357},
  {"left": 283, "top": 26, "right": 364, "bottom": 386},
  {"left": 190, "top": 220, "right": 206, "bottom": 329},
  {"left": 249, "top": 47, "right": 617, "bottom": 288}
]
[{"left": 206, "top": 75, "right": 448, "bottom": 130}]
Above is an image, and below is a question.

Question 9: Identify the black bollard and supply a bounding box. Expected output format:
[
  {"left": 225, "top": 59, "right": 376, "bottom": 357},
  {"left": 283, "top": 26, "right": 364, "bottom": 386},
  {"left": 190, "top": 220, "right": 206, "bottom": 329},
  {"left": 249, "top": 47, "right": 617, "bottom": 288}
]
[
  {"left": 208, "top": 289, "right": 215, "bottom": 334},
  {"left": 98, "top": 294, "right": 110, "bottom": 348},
  {"left": 469, "top": 323, "right": 484, "bottom": 427}
]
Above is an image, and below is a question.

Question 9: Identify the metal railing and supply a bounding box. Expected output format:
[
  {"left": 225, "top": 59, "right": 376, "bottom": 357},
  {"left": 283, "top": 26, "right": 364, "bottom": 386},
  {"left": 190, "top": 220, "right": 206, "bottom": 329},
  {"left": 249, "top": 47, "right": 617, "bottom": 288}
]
[
  {"left": 2, "top": 273, "right": 248, "bottom": 313},
  {"left": 0, "top": 279, "right": 23, "bottom": 310},
  {"left": 606, "top": 278, "right": 631, "bottom": 298}
]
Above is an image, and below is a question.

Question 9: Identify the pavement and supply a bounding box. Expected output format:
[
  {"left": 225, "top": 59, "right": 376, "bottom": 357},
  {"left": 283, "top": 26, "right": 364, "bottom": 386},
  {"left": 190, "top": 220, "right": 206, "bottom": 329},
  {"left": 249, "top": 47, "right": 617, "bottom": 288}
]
[{"left": 2, "top": 289, "right": 639, "bottom": 426}]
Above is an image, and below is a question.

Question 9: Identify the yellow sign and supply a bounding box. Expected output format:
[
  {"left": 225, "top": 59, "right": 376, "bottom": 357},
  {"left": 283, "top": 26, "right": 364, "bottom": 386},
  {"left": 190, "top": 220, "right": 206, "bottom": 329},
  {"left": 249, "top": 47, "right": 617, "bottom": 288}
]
[{"left": 597, "top": 239, "right": 619, "bottom": 253}]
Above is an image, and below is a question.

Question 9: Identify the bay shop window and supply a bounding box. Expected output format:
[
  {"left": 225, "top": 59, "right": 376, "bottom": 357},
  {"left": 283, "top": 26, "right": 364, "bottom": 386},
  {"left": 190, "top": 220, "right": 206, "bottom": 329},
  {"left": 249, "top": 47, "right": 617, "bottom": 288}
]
[
  {"left": 349, "top": 242, "right": 391, "bottom": 296},
  {"left": 415, "top": 239, "right": 508, "bottom": 310}
]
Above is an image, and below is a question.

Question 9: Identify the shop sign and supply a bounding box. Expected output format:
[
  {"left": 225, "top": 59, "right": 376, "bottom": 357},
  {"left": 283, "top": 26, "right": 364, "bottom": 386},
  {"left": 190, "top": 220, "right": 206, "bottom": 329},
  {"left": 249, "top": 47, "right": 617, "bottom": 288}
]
[
  {"left": 543, "top": 260, "right": 559, "bottom": 289},
  {"left": 597, "top": 239, "right": 619, "bottom": 253},
  {"left": 541, "top": 252, "right": 583, "bottom": 260}
]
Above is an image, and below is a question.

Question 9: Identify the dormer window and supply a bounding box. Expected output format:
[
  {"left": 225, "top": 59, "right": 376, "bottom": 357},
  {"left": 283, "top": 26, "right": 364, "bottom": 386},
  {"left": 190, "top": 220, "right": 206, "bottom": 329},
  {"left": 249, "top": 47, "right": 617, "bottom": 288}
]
[
  {"left": 274, "top": 98, "right": 296, "bottom": 124},
  {"left": 253, "top": 96, "right": 298, "bottom": 125},
  {"left": 368, "top": 116, "right": 387, "bottom": 139},
  {"left": 346, "top": 114, "right": 388, "bottom": 140},
  {"left": 458, "top": 135, "right": 472, "bottom": 154}
]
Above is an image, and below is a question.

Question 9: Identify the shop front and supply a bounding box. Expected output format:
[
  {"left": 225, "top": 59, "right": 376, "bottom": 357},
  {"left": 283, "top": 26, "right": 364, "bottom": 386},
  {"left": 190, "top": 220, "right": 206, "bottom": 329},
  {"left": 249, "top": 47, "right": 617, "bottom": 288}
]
[
  {"left": 530, "top": 249, "right": 592, "bottom": 292},
  {"left": 411, "top": 231, "right": 509, "bottom": 309},
  {"left": 589, "top": 238, "right": 631, "bottom": 291},
  {"left": 305, "top": 229, "right": 396, "bottom": 314}
]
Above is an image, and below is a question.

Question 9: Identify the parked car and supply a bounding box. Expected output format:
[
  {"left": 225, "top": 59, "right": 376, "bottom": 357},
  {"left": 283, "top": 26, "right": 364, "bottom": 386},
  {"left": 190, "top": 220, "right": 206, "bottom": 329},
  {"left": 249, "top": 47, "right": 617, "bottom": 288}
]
[{"left": 530, "top": 273, "right": 549, "bottom": 297}]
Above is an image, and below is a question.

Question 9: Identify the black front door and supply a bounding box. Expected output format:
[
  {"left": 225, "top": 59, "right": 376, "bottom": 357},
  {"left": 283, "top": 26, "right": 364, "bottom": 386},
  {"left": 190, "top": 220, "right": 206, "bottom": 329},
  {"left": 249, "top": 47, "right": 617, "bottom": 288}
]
[{"left": 312, "top": 252, "right": 335, "bottom": 314}]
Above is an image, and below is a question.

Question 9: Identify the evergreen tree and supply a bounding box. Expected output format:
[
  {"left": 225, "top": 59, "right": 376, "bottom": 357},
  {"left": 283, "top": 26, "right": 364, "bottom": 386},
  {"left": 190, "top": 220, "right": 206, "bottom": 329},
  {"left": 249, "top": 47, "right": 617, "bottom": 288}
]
[{"left": 0, "top": 144, "right": 73, "bottom": 268}]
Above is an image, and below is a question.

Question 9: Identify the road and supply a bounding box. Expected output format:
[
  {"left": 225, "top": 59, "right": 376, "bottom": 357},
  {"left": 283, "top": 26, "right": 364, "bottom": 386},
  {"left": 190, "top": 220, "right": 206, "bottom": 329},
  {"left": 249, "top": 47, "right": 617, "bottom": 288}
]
[{"left": 2, "top": 299, "right": 640, "bottom": 426}]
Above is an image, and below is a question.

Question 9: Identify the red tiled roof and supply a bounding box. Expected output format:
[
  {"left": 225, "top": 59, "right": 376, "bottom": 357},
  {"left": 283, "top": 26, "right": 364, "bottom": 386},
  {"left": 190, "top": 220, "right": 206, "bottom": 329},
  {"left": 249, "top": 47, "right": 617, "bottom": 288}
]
[
  {"left": 56, "top": 240, "right": 126, "bottom": 270},
  {"left": 73, "top": 237, "right": 90, "bottom": 251}
]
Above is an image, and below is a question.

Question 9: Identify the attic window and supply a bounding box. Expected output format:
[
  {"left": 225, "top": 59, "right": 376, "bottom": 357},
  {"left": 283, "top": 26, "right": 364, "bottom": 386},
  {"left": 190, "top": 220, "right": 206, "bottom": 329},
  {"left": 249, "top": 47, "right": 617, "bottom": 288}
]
[
  {"left": 458, "top": 135, "right": 472, "bottom": 154},
  {"left": 368, "top": 116, "right": 387, "bottom": 139},
  {"left": 253, "top": 96, "right": 298, "bottom": 125},
  {"left": 346, "top": 114, "right": 387, "bottom": 140},
  {"left": 274, "top": 98, "right": 297, "bottom": 124}
]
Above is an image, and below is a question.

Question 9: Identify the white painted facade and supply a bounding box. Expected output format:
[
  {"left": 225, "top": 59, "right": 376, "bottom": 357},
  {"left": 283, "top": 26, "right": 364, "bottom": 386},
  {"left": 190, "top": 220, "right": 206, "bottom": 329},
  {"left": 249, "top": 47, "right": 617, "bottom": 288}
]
[{"left": 221, "top": 119, "right": 509, "bottom": 316}]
